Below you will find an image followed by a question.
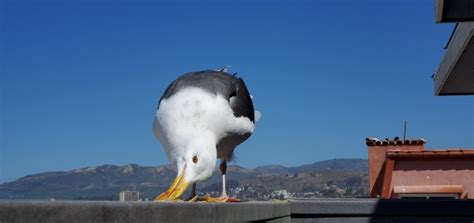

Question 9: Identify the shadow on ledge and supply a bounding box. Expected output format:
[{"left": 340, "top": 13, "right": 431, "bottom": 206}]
[{"left": 290, "top": 198, "right": 474, "bottom": 223}]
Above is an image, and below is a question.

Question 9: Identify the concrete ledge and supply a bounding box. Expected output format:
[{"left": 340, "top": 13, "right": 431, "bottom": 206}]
[
  {"left": 290, "top": 198, "right": 379, "bottom": 215},
  {"left": 2, "top": 199, "right": 474, "bottom": 223},
  {"left": 0, "top": 200, "right": 290, "bottom": 223}
]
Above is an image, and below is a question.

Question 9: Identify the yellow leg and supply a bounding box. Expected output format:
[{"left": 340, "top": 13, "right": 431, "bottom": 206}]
[{"left": 188, "top": 195, "right": 199, "bottom": 202}]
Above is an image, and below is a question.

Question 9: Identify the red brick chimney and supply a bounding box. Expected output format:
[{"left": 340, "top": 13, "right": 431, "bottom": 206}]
[{"left": 366, "top": 137, "right": 425, "bottom": 197}]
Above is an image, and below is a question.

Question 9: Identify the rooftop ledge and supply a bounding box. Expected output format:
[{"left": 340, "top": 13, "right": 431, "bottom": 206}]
[{"left": 2, "top": 199, "right": 474, "bottom": 223}]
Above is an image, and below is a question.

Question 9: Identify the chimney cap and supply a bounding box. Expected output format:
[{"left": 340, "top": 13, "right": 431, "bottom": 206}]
[{"left": 366, "top": 137, "right": 427, "bottom": 146}]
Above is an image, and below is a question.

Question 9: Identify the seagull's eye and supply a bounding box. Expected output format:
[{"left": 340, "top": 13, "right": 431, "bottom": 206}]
[{"left": 192, "top": 155, "right": 198, "bottom": 164}]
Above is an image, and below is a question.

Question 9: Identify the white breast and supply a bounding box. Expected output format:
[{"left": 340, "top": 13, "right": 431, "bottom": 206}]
[{"left": 153, "top": 87, "right": 255, "bottom": 161}]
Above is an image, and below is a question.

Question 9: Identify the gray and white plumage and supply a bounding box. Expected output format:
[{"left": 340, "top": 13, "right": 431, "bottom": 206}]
[{"left": 153, "top": 70, "right": 256, "bottom": 184}]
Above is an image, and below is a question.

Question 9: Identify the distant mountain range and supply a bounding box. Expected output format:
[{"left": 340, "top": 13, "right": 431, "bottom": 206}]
[{"left": 0, "top": 159, "right": 369, "bottom": 201}]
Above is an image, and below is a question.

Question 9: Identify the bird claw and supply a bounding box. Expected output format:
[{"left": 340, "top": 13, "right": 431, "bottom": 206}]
[
  {"left": 202, "top": 194, "right": 228, "bottom": 203},
  {"left": 225, "top": 197, "right": 241, "bottom": 202},
  {"left": 186, "top": 194, "right": 240, "bottom": 203}
]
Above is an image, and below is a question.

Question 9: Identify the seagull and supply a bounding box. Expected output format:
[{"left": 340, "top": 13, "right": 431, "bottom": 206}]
[{"left": 152, "top": 69, "right": 258, "bottom": 202}]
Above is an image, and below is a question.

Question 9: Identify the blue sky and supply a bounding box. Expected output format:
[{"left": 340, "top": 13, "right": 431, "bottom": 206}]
[{"left": 1, "top": 0, "right": 473, "bottom": 183}]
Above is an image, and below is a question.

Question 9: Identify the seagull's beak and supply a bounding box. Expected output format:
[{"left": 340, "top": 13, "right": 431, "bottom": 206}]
[{"left": 154, "top": 165, "right": 190, "bottom": 201}]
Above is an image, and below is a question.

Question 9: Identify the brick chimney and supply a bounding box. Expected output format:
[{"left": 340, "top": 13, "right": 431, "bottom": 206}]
[{"left": 365, "top": 137, "right": 426, "bottom": 197}]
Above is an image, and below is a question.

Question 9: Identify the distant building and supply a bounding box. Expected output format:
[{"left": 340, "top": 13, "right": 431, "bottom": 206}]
[
  {"left": 366, "top": 137, "right": 474, "bottom": 199},
  {"left": 119, "top": 190, "right": 140, "bottom": 201},
  {"left": 271, "top": 190, "right": 290, "bottom": 200}
]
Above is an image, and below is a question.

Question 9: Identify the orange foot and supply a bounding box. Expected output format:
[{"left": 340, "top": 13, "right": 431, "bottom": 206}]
[{"left": 191, "top": 194, "right": 241, "bottom": 202}]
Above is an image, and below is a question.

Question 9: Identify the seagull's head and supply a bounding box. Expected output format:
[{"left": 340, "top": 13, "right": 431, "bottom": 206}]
[
  {"left": 181, "top": 143, "right": 217, "bottom": 182},
  {"left": 155, "top": 137, "right": 217, "bottom": 201}
]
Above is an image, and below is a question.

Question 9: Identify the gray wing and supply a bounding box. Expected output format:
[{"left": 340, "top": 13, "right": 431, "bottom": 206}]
[
  {"left": 217, "top": 76, "right": 255, "bottom": 160},
  {"left": 229, "top": 77, "right": 255, "bottom": 123}
]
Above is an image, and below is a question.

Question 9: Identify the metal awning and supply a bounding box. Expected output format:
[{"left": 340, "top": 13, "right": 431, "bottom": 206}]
[{"left": 433, "top": 22, "right": 474, "bottom": 95}]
